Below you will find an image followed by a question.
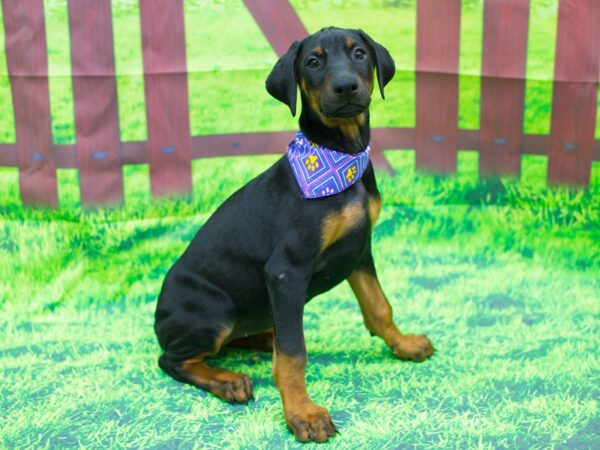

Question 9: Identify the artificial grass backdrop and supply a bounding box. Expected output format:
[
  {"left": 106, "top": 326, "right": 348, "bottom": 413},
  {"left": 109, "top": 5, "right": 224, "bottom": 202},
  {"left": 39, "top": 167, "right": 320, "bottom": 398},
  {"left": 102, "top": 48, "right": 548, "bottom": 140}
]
[
  {"left": 1, "top": 0, "right": 599, "bottom": 449},
  {"left": 1, "top": 152, "right": 598, "bottom": 449}
]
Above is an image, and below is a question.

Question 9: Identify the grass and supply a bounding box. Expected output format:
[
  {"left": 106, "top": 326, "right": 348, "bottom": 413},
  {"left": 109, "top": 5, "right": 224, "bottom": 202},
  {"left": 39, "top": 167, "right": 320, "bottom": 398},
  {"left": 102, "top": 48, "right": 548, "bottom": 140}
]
[
  {"left": 2, "top": 243, "right": 597, "bottom": 449},
  {"left": 1, "top": 151, "right": 599, "bottom": 448},
  {"left": 1, "top": 0, "right": 600, "bottom": 448}
]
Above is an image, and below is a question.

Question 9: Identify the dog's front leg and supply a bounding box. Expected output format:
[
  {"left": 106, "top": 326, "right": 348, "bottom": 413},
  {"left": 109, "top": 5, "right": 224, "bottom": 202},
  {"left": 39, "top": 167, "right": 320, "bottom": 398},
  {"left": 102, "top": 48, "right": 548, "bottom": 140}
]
[
  {"left": 348, "top": 247, "right": 434, "bottom": 361},
  {"left": 264, "top": 250, "right": 336, "bottom": 443}
]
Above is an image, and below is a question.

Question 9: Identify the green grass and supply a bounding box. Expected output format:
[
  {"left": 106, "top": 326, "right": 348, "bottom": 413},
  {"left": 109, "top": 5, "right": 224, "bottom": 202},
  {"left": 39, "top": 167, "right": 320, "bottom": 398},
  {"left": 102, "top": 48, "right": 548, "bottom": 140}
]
[
  {"left": 0, "top": 4, "right": 15, "bottom": 143},
  {"left": 1, "top": 152, "right": 599, "bottom": 448},
  {"left": 1, "top": 237, "right": 597, "bottom": 449},
  {"left": 1, "top": 1, "right": 600, "bottom": 448}
]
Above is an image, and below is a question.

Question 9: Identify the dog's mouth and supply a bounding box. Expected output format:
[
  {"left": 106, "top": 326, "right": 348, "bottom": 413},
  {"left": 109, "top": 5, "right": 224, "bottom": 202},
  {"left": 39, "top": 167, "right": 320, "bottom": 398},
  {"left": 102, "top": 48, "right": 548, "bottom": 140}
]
[{"left": 321, "top": 102, "right": 368, "bottom": 119}]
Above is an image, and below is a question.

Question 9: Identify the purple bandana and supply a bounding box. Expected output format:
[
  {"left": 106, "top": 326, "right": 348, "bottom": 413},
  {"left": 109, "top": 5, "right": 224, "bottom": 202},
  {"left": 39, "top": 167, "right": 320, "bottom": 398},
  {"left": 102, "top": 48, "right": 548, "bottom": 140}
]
[{"left": 286, "top": 131, "right": 371, "bottom": 199}]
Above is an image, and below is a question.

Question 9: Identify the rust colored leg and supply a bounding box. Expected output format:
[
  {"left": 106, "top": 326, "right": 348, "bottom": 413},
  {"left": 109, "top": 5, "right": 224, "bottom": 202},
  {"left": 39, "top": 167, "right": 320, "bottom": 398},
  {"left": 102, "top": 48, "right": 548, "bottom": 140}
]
[
  {"left": 273, "top": 351, "right": 336, "bottom": 443},
  {"left": 164, "top": 326, "right": 253, "bottom": 403},
  {"left": 348, "top": 270, "right": 434, "bottom": 361},
  {"left": 264, "top": 246, "right": 336, "bottom": 442},
  {"left": 179, "top": 353, "right": 253, "bottom": 403}
]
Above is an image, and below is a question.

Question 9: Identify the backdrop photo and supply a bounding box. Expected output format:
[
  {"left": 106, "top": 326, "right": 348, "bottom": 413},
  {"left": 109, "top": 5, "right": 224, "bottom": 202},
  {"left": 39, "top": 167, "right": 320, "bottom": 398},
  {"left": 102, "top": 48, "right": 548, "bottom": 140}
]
[{"left": 0, "top": 0, "right": 598, "bottom": 448}]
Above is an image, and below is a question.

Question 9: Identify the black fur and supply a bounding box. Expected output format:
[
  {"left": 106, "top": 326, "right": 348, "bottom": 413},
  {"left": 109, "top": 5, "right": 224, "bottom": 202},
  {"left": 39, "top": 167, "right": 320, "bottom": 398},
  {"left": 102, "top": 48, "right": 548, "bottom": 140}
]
[
  {"left": 266, "top": 40, "right": 302, "bottom": 116},
  {"left": 155, "top": 27, "right": 395, "bottom": 377},
  {"left": 357, "top": 29, "right": 395, "bottom": 99}
]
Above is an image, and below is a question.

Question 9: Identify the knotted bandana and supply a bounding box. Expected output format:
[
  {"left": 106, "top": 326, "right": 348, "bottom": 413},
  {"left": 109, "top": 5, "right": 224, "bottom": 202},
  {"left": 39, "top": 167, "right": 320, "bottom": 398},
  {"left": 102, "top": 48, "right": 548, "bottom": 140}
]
[{"left": 286, "top": 131, "right": 371, "bottom": 199}]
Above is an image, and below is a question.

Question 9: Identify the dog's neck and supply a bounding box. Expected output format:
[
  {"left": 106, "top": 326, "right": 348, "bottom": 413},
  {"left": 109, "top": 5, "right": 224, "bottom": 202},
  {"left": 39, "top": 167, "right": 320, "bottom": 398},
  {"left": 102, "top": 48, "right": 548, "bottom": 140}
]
[{"left": 298, "top": 97, "right": 371, "bottom": 155}]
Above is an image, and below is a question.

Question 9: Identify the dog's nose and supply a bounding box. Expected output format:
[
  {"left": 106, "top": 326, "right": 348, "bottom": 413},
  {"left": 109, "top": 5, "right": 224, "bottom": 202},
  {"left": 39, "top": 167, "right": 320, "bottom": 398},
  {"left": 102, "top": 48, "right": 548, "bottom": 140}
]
[{"left": 331, "top": 76, "right": 360, "bottom": 98}]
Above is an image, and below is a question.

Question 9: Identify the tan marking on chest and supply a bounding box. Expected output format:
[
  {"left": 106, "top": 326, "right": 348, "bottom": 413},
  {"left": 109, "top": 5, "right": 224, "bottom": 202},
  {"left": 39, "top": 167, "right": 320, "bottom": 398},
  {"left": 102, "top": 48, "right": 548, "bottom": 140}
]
[
  {"left": 320, "top": 202, "right": 366, "bottom": 251},
  {"left": 368, "top": 196, "right": 382, "bottom": 226}
]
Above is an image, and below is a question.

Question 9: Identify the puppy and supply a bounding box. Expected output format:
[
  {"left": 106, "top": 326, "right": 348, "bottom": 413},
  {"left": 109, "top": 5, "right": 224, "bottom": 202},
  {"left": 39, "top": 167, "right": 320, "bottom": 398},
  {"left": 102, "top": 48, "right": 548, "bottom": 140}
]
[{"left": 155, "top": 27, "right": 434, "bottom": 443}]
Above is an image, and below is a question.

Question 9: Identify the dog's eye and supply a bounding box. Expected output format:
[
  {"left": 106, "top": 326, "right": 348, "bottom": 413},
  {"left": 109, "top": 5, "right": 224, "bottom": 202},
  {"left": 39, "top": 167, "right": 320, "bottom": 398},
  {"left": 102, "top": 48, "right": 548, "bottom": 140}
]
[
  {"left": 307, "top": 57, "right": 321, "bottom": 69},
  {"left": 353, "top": 48, "right": 366, "bottom": 61}
]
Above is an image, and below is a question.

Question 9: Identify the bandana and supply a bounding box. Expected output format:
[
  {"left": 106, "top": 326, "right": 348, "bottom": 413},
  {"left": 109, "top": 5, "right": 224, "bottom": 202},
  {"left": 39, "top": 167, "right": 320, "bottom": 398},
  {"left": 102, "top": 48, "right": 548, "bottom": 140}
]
[{"left": 286, "top": 131, "right": 371, "bottom": 199}]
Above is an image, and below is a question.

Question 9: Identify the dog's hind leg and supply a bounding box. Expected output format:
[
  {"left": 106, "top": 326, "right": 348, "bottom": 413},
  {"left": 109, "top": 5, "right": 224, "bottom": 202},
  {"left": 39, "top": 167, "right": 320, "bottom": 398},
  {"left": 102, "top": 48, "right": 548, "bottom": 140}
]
[
  {"left": 180, "top": 354, "right": 253, "bottom": 403},
  {"left": 158, "top": 327, "right": 254, "bottom": 403},
  {"left": 226, "top": 328, "right": 274, "bottom": 352}
]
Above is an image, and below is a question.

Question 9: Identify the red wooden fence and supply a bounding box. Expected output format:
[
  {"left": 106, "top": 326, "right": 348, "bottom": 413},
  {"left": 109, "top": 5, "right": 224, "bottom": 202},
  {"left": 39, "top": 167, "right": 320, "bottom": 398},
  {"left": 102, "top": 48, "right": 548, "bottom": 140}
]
[
  {"left": 548, "top": 0, "right": 600, "bottom": 187},
  {"left": 1, "top": 0, "right": 57, "bottom": 206},
  {"left": 480, "top": 0, "right": 529, "bottom": 178},
  {"left": 68, "top": 0, "right": 123, "bottom": 205},
  {"left": 140, "top": 0, "right": 193, "bottom": 198},
  {"left": 416, "top": 0, "right": 461, "bottom": 173},
  {"left": 0, "top": 0, "right": 599, "bottom": 207}
]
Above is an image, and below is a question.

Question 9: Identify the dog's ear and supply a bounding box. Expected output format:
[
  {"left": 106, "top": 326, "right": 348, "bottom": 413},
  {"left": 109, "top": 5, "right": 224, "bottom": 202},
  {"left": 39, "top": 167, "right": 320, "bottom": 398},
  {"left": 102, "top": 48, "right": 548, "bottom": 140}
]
[
  {"left": 266, "top": 40, "right": 302, "bottom": 116},
  {"left": 357, "top": 30, "right": 395, "bottom": 99}
]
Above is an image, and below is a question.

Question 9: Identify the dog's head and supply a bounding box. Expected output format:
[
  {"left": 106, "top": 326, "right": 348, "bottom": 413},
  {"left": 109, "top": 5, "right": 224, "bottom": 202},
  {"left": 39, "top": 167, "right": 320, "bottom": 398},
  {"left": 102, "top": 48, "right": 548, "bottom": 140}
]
[{"left": 266, "top": 27, "right": 395, "bottom": 119}]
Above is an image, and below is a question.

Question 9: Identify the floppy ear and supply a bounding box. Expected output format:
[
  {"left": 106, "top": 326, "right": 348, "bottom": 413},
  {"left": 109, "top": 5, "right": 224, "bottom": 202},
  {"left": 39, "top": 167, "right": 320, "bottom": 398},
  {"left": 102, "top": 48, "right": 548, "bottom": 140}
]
[
  {"left": 357, "top": 30, "right": 395, "bottom": 99},
  {"left": 266, "top": 40, "right": 302, "bottom": 116}
]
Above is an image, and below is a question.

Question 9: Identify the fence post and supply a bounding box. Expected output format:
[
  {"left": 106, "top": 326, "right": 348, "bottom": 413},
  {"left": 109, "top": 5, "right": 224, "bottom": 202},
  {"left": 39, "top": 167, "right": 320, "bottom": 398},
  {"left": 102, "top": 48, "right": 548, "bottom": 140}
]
[
  {"left": 415, "top": 0, "right": 461, "bottom": 174},
  {"left": 2, "top": 0, "right": 58, "bottom": 206},
  {"left": 548, "top": 0, "right": 600, "bottom": 187},
  {"left": 479, "top": 0, "right": 529, "bottom": 179},
  {"left": 68, "top": 0, "right": 123, "bottom": 205},
  {"left": 139, "top": 0, "right": 192, "bottom": 197}
]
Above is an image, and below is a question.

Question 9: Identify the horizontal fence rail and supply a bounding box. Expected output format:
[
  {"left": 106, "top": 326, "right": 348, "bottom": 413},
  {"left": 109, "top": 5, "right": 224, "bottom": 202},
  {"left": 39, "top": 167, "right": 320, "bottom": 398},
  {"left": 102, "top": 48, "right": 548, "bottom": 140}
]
[
  {"left": 0, "top": 0, "right": 599, "bottom": 207},
  {"left": 1, "top": 129, "right": 599, "bottom": 167}
]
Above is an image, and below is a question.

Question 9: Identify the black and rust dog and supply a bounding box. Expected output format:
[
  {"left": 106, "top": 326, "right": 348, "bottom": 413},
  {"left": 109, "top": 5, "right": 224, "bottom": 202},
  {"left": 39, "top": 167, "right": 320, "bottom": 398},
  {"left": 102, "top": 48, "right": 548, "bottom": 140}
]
[{"left": 155, "top": 27, "right": 434, "bottom": 443}]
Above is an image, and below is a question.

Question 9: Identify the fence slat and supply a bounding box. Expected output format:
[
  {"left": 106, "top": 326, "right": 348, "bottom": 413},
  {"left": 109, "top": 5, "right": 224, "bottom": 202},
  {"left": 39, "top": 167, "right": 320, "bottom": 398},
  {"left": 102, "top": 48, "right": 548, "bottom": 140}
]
[
  {"left": 479, "top": 0, "right": 529, "bottom": 179},
  {"left": 68, "top": 0, "right": 123, "bottom": 205},
  {"left": 548, "top": 0, "right": 600, "bottom": 186},
  {"left": 2, "top": 0, "right": 58, "bottom": 206},
  {"left": 415, "top": 0, "right": 461, "bottom": 173},
  {"left": 139, "top": 0, "right": 192, "bottom": 197},
  {"left": 243, "top": 0, "right": 308, "bottom": 57}
]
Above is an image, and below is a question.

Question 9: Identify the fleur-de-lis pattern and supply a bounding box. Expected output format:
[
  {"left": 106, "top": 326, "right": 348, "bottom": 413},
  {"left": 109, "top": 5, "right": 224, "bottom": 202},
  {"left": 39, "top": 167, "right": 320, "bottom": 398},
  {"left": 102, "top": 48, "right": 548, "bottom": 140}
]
[{"left": 286, "top": 131, "right": 370, "bottom": 199}]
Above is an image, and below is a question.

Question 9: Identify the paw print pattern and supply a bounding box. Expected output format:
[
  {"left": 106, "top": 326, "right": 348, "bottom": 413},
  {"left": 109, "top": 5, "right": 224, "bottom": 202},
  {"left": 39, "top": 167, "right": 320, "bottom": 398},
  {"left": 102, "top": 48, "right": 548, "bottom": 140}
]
[
  {"left": 305, "top": 155, "right": 319, "bottom": 172},
  {"left": 345, "top": 165, "right": 357, "bottom": 182}
]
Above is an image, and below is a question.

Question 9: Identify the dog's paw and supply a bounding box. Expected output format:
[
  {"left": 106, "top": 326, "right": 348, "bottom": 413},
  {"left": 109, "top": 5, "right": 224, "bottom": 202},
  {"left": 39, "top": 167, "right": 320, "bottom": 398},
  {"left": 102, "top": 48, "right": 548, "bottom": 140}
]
[
  {"left": 391, "top": 334, "right": 434, "bottom": 362},
  {"left": 211, "top": 373, "right": 253, "bottom": 403},
  {"left": 286, "top": 403, "right": 337, "bottom": 443}
]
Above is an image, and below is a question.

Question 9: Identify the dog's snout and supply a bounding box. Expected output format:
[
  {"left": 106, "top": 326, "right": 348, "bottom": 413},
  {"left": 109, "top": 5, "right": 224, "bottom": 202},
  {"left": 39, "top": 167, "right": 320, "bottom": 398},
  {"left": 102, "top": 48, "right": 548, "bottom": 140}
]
[{"left": 331, "top": 76, "right": 360, "bottom": 98}]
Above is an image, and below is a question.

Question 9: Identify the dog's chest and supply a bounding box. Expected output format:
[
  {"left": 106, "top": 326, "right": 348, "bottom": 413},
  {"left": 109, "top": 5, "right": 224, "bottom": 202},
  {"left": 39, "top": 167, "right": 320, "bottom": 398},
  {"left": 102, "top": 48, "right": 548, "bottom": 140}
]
[{"left": 307, "top": 201, "right": 371, "bottom": 298}]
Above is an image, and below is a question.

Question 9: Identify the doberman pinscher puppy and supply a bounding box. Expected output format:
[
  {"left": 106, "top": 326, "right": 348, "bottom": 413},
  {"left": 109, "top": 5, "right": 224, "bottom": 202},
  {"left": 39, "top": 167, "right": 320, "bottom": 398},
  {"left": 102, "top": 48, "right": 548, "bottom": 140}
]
[{"left": 155, "top": 27, "right": 434, "bottom": 443}]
